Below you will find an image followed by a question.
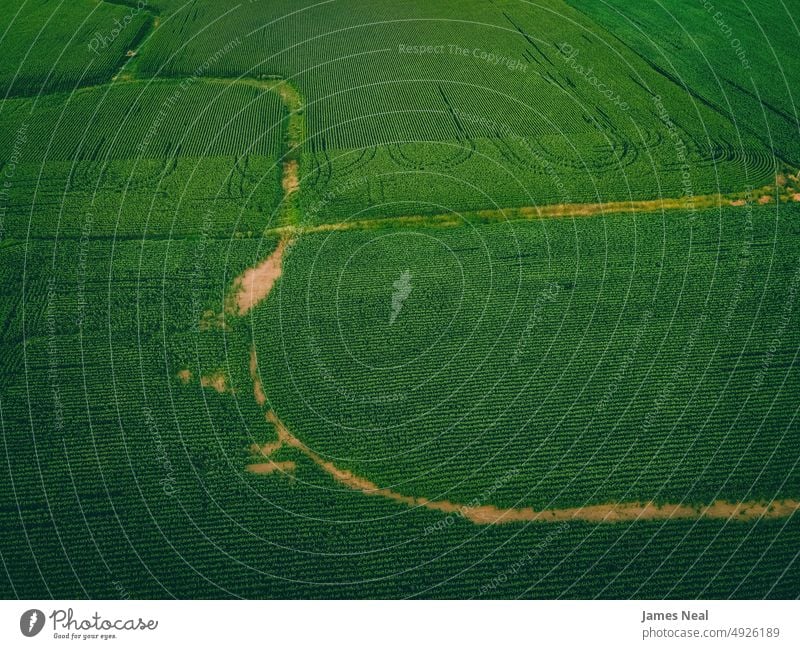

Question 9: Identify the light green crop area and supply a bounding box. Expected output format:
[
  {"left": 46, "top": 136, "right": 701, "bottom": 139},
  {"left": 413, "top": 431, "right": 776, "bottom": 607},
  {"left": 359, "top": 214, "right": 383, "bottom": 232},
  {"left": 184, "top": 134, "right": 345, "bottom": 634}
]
[{"left": 1, "top": 0, "right": 798, "bottom": 599}]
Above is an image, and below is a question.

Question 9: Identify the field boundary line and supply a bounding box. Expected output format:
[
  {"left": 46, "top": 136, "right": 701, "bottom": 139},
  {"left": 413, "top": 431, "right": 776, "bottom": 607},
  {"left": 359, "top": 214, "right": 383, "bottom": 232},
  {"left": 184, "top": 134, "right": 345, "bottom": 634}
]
[{"left": 269, "top": 178, "right": 799, "bottom": 237}]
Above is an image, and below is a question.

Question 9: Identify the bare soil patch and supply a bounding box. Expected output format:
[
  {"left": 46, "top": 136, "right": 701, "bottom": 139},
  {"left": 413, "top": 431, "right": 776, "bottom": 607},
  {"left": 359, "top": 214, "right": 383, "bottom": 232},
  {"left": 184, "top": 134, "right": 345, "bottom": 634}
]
[
  {"left": 246, "top": 460, "right": 296, "bottom": 474},
  {"left": 228, "top": 236, "right": 291, "bottom": 315},
  {"left": 201, "top": 371, "right": 230, "bottom": 393}
]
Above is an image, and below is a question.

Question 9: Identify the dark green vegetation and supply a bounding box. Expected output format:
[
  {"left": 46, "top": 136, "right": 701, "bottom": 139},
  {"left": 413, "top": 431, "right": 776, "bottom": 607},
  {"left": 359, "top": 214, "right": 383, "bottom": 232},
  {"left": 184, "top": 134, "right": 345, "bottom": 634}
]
[
  {"left": 568, "top": 0, "right": 800, "bottom": 166},
  {"left": 0, "top": 79, "right": 286, "bottom": 237},
  {"left": 1, "top": 0, "right": 799, "bottom": 598},
  {"left": 136, "top": 0, "right": 778, "bottom": 221},
  {"left": 0, "top": 0, "right": 151, "bottom": 97}
]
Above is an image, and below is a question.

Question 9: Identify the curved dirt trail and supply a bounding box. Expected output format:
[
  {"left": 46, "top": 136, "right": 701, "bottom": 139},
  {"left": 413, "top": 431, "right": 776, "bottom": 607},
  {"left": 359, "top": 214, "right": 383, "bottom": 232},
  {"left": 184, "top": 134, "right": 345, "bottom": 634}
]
[{"left": 250, "top": 410, "right": 800, "bottom": 524}]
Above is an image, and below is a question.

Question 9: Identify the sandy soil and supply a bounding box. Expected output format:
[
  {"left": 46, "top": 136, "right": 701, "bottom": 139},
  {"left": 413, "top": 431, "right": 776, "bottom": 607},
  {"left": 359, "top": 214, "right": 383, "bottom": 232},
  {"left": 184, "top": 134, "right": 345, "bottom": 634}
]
[
  {"left": 282, "top": 160, "right": 299, "bottom": 195},
  {"left": 249, "top": 346, "right": 267, "bottom": 406},
  {"left": 200, "top": 371, "right": 230, "bottom": 393},
  {"left": 246, "top": 460, "right": 296, "bottom": 474},
  {"left": 228, "top": 236, "right": 291, "bottom": 315}
]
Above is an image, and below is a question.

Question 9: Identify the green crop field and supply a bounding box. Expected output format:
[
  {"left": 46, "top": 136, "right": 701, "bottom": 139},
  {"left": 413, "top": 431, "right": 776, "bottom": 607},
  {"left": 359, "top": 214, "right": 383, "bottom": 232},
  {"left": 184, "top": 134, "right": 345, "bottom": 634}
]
[{"left": 1, "top": 0, "right": 799, "bottom": 600}]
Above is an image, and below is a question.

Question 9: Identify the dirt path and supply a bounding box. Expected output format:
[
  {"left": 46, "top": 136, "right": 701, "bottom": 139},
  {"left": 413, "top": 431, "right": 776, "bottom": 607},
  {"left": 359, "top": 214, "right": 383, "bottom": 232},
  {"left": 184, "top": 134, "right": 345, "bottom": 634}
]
[
  {"left": 282, "top": 160, "right": 300, "bottom": 196},
  {"left": 220, "top": 76, "right": 303, "bottom": 315},
  {"left": 264, "top": 180, "right": 799, "bottom": 238},
  {"left": 250, "top": 410, "right": 800, "bottom": 525},
  {"left": 249, "top": 345, "right": 267, "bottom": 406}
]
